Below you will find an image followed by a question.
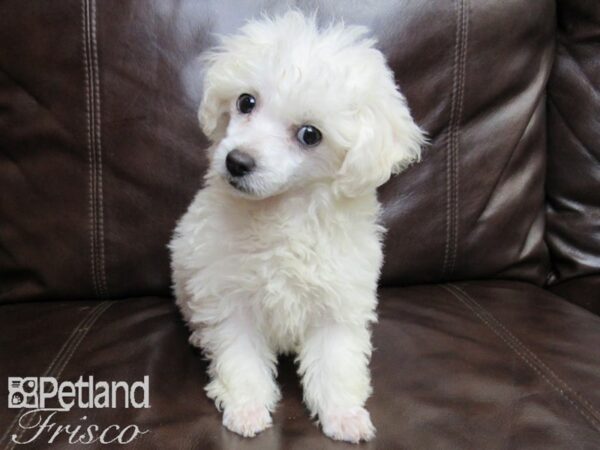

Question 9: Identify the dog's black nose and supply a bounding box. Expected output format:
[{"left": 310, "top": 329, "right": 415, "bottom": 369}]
[{"left": 226, "top": 149, "right": 255, "bottom": 177}]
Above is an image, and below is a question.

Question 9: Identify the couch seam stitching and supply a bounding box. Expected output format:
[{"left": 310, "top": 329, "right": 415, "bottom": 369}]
[
  {"left": 448, "top": 0, "right": 461, "bottom": 277},
  {"left": 2, "top": 301, "right": 112, "bottom": 449},
  {"left": 53, "top": 303, "right": 113, "bottom": 381},
  {"left": 5, "top": 303, "right": 113, "bottom": 449},
  {"left": 82, "top": 0, "right": 99, "bottom": 299},
  {"left": 90, "top": 0, "right": 108, "bottom": 299},
  {"left": 443, "top": 0, "right": 468, "bottom": 278},
  {"left": 451, "top": 284, "right": 600, "bottom": 422},
  {"left": 450, "top": 0, "right": 468, "bottom": 275},
  {"left": 442, "top": 0, "right": 459, "bottom": 277},
  {"left": 443, "top": 284, "right": 600, "bottom": 433}
]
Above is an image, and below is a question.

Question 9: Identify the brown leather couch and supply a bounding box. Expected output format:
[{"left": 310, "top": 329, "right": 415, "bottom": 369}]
[{"left": 1, "top": 1, "right": 599, "bottom": 449}]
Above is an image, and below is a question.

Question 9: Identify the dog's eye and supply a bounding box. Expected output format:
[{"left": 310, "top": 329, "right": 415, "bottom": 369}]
[
  {"left": 236, "top": 94, "right": 256, "bottom": 114},
  {"left": 296, "top": 125, "right": 322, "bottom": 147}
]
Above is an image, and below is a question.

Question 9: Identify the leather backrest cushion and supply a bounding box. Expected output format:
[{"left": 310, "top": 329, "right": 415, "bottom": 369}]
[
  {"left": 0, "top": 1, "right": 554, "bottom": 302},
  {"left": 546, "top": 0, "right": 600, "bottom": 290}
]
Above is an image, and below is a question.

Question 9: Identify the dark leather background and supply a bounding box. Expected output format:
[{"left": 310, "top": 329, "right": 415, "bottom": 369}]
[
  {"left": 546, "top": 0, "right": 600, "bottom": 313},
  {"left": 1, "top": 0, "right": 558, "bottom": 303},
  {"left": 1, "top": 1, "right": 599, "bottom": 449},
  {"left": 1, "top": 282, "right": 600, "bottom": 449}
]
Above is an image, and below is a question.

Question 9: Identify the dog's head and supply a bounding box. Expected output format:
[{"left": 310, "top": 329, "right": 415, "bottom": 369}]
[{"left": 199, "top": 11, "right": 424, "bottom": 199}]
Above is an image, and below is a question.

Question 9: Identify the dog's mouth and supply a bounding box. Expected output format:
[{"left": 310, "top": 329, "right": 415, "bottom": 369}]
[
  {"left": 222, "top": 172, "right": 276, "bottom": 200},
  {"left": 225, "top": 176, "right": 274, "bottom": 200},
  {"left": 227, "top": 177, "right": 252, "bottom": 195},
  {"left": 228, "top": 178, "right": 244, "bottom": 190}
]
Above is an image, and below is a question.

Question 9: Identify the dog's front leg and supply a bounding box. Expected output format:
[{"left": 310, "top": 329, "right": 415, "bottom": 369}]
[
  {"left": 199, "top": 310, "right": 280, "bottom": 438},
  {"left": 298, "top": 322, "right": 375, "bottom": 443}
]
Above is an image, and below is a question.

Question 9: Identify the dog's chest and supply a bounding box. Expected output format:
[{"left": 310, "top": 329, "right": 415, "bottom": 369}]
[
  {"left": 238, "top": 214, "right": 337, "bottom": 301},
  {"left": 182, "top": 190, "right": 382, "bottom": 346},
  {"left": 212, "top": 210, "right": 340, "bottom": 344}
]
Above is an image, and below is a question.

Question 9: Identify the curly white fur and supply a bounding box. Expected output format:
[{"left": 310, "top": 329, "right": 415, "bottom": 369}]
[{"left": 170, "top": 11, "right": 424, "bottom": 443}]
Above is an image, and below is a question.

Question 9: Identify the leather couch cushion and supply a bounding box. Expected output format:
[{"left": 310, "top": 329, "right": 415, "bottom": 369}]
[
  {"left": 2, "top": 281, "right": 599, "bottom": 449},
  {"left": 546, "top": 0, "right": 600, "bottom": 312},
  {"left": 1, "top": 0, "right": 554, "bottom": 303},
  {"left": 550, "top": 275, "right": 600, "bottom": 315}
]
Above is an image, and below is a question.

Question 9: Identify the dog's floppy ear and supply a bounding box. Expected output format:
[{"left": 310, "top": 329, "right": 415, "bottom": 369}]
[
  {"left": 335, "top": 91, "right": 425, "bottom": 198},
  {"left": 197, "top": 53, "right": 230, "bottom": 142},
  {"left": 198, "top": 85, "right": 225, "bottom": 141}
]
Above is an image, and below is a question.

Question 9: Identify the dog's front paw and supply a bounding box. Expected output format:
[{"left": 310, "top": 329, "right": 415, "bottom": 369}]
[
  {"left": 320, "top": 406, "right": 375, "bottom": 443},
  {"left": 222, "top": 404, "right": 272, "bottom": 438}
]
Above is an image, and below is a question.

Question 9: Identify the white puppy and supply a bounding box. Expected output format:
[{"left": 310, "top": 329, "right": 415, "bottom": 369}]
[{"left": 170, "top": 11, "right": 424, "bottom": 443}]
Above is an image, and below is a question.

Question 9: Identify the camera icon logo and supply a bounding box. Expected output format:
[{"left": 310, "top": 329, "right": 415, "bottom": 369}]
[{"left": 8, "top": 377, "right": 38, "bottom": 409}]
